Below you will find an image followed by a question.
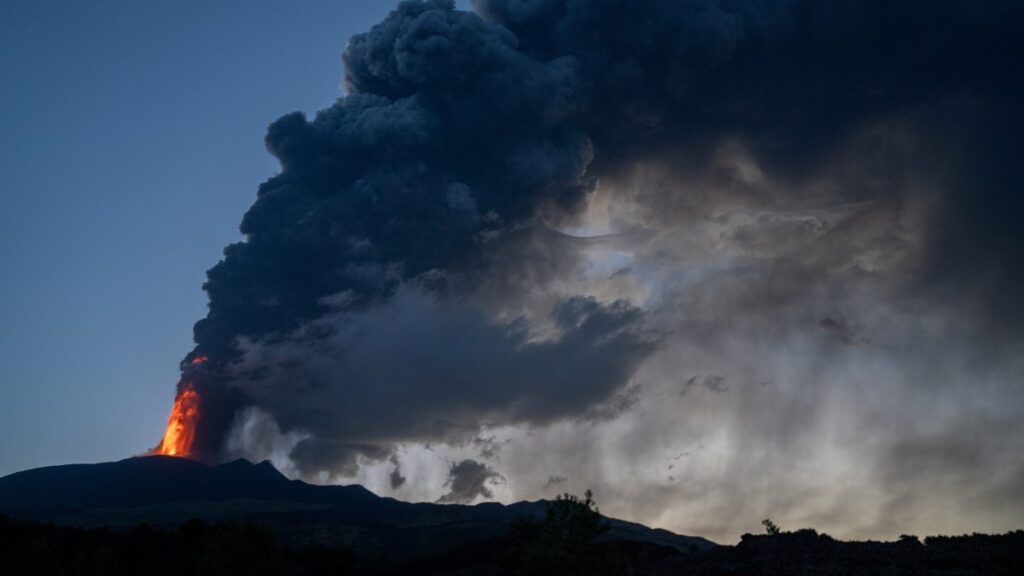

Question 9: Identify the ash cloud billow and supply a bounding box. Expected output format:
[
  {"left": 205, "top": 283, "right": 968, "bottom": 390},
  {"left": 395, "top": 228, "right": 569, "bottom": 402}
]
[
  {"left": 165, "top": 0, "right": 1024, "bottom": 538},
  {"left": 438, "top": 459, "right": 504, "bottom": 504}
]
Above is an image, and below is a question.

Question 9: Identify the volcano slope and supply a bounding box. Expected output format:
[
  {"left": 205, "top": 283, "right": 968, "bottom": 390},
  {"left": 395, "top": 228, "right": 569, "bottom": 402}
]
[{"left": 0, "top": 456, "right": 710, "bottom": 559}]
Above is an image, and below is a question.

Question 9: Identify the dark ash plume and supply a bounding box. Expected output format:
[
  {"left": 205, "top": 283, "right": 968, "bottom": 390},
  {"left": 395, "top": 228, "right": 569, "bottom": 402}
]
[
  {"left": 171, "top": 0, "right": 1024, "bottom": 493},
  {"left": 181, "top": 0, "right": 612, "bottom": 462}
]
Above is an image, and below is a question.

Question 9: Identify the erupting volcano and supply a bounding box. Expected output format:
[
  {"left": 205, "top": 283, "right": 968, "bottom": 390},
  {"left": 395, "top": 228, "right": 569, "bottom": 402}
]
[{"left": 152, "top": 382, "right": 201, "bottom": 458}]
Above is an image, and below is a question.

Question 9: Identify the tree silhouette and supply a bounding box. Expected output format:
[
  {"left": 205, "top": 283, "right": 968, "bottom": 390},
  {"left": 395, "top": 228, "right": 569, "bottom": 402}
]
[{"left": 504, "top": 490, "right": 614, "bottom": 575}]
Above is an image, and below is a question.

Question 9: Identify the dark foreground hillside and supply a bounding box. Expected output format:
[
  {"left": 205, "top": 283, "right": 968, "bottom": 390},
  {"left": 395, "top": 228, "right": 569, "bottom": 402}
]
[
  {"left": 0, "top": 457, "right": 710, "bottom": 558},
  {"left": 2, "top": 515, "right": 1022, "bottom": 576},
  {"left": 2, "top": 457, "right": 1022, "bottom": 574}
]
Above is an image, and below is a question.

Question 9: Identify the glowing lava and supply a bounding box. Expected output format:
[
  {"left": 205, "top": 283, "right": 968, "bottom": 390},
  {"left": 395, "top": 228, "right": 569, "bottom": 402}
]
[{"left": 153, "top": 382, "right": 201, "bottom": 457}]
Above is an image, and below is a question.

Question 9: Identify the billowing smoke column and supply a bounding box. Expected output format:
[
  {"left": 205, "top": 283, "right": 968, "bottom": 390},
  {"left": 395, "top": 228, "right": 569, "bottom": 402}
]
[{"left": 163, "top": 0, "right": 1024, "bottom": 480}]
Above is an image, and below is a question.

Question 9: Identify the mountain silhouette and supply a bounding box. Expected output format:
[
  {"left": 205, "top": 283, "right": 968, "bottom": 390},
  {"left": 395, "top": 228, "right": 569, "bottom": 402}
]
[{"left": 0, "top": 456, "right": 713, "bottom": 559}]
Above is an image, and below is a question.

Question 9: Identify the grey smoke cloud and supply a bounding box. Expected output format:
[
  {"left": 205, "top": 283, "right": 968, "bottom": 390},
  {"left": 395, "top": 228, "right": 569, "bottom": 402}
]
[
  {"left": 389, "top": 455, "right": 407, "bottom": 489},
  {"left": 438, "top": 459, "right": 504, "bottom": 503},
  {"left": 165, "top": 0, "right": 1024, "bottom": 540},
  {"left": 228, "top": 287, "right": 654, "bottom": 465}
]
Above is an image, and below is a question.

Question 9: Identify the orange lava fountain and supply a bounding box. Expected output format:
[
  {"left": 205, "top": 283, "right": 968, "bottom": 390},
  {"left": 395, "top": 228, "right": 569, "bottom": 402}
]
[{"left": 153, "top": 382, "right": 201, "bottom": 457}]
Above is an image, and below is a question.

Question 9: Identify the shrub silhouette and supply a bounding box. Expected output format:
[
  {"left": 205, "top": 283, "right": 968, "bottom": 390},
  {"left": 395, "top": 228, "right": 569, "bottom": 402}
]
[{"left": 762, "top": 518, "right": 781, "bottom": 535}]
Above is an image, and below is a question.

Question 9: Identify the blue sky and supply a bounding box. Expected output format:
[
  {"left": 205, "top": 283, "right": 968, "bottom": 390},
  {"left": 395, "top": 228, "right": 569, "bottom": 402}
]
[{"left": 0, "top": 1, "right": 418, "bottom": 475}]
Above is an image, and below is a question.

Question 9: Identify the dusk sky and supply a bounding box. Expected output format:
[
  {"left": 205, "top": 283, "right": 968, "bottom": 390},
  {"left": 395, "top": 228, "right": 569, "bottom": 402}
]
[
  {"left": 0, "top": 0, "right": 401, "bottom": 472},
  {"left": 2, "top": 1, "right": 1022, "bottom": 544}
]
